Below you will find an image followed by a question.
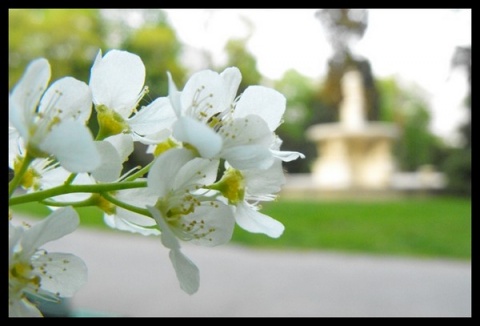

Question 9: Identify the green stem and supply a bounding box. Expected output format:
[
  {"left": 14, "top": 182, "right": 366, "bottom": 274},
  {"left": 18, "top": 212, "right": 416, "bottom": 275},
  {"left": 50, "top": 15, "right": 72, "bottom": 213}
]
[
  {"left": 9, "top": 181, "right": 147, "bottom": 206},
  {"left": 124, "top": 161, "right": 154, "bottom": 182},
  {"left": 64, "top": 173, "right": 78, "bottom": 186},
  {"left": 40, "top": 196, "right": 97, "bottom": 208},
  {"left": 101, "top": 192, "right": 151, "bottom": 217},
  {"left": 8, "top": 153, "right": 35, "bottom": 198}
]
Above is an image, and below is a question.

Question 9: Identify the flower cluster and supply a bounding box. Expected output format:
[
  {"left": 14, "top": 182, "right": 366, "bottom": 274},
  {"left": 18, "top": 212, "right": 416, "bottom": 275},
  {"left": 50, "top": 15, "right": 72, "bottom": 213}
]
[{"left": 8, "top": 49, "right": 304, "bottom": 316}]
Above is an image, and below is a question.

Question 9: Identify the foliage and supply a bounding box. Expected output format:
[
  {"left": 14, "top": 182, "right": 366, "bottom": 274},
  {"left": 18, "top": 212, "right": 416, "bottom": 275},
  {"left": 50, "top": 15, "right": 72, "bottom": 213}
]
[
  {"left": 316, "top": 9, "right": 368, "bottom": 59},
  {"left": 441, "top": 46, "right": 471, "bottom": 196},
  {"left": 221, "top": 37, "right": 262, "bottom": 94},
  {"left": 9, "top": 9, "right": 106, "bottom": 89},
  {"left": 377, "top": 78, "right": 446, "bottom": 171},
  {"left": 121, "top": 18, "right": 187, "bottom": 98},
  {"left": 274, "top": 69, "right": 330, "bottom": 173},
  {"left": 316, "top": 9, "right": 380, "bottom": 121},
  {"left": 9, "top": 9, "right": 466, "bottom": 181}
]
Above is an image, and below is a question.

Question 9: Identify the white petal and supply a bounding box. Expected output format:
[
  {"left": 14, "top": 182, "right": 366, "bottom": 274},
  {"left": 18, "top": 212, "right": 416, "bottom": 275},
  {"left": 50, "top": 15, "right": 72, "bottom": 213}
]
[
  {"left": 40, "top": 120, "right": 100, "bottom": 173},
  {"left": 181, "top": 70, "right": 227, "bottom": 120},
  {"left": 116, "top": 187, "right": 158, "bottom": 208},
  {"left": 173, "top": 117, "right": 222, "bottom": 159},
  {"left": 243, "top": 159, "right": 286, "bottom": 196},
  {"left": 104, "top": 134, "right": 134, "bottom": 163},
  {"left": 148, "top": 148, "right": 194, "bottom": 197},
  {"left": 148, "top": 205, "right": 200, "bottom": 294},
  {"left": 115, "top": 207, "right": 157, "bottom": 227},
  {"left": 132, "top": 128, "right": 172, "bottom": 145},
  {"left": 32, "top": 252, "right": 87, "bottom": 297},
  {"left": 167, "top": 72, "right": 182, "bottom": 117},
  {"left": 9, "top": 224, "right": 23, "bottom": 265},
  {"left": 234, "top": 86, "right": 286, "bottom": 131},
  {"left": 173, "top": 157, "right": 219, "bottom": 191},
  {"left": 89, "top": 50, "right": 145, "bottom": 118},
  {"left": 220, "top": 67, "right": 242, "bottom": 105},
  {"left": 128, "top": 97, "right": 177, "bottom": 136},
  {"left": 9, "top": 298, "right": 43, "bottom": 317},
  {"left": 90, "top": 141, "right": 122, "bottom": 182},
  {"left": 21, "top": 207, "right": 79, "bottom": 255},
  {"left": 235, "top": 202, "right": 285, "bottom": 238},
  {"left": 104, "top": 211, "right": 160, "bottom": 236},
  {"left": 9, "top": 58, "right": 51, "bottom": 140},
  {"left": 148, "top": 206, "right": 180, "bottom": 250},
  {"left": 222, "top": 145, "right": 274, "bottom": 170},
  {"left": 271, "top": 149, "right": 305, "bottom": 162},
  {"left": 9, "top": 126, "right": 22, "bottom": 169},
  {"left": 169, "top": 248, "right": 200, "bottom": 295},
  {"left": 91, "top": 49, "right": 103, "bottom": 68},
  {"left": 39, "top": 77, "right": 92, "bottom": 123},
  {"left": 270, "top": 136, "right": 305, "bottom": 161},
  {"left": 220, "top": 115, "right": 274, "bottom": 149},
  {"left": 179, "top": 201, "right": 235, "bottom": 247}
]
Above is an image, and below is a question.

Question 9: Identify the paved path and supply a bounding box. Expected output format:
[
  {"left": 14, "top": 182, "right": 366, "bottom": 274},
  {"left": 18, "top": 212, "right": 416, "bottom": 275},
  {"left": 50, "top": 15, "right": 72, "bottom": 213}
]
[{"left": 33, "top": 223, "right": 471, "bottom": 317}]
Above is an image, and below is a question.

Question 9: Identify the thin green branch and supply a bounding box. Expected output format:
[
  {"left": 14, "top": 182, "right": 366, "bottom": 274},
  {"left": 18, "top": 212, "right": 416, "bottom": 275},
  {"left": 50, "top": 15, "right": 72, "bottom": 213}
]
[
  {"left": 40, "top": 196, "right": 97, "bottom": 208},
  {"left": 63, "top": 173, "right": 78, "bottom": 186},
  {"left": 9, "top": 180, "right": 147, "bottom": 206},
  {"left": 124, "top": 161, "right": 154, "bottom": 182},
  {"left": 101, "top": 192, "right": 152, "bottom": 217}
]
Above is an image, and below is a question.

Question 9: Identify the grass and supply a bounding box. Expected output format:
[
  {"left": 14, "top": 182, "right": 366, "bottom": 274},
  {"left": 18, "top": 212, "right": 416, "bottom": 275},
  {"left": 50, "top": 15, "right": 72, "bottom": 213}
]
[
  {"left": 11, "top": 196, "right": 471, "bottom": 260},
  {"left": 233, "top": 197, "right": 471, "bottom": 260}
]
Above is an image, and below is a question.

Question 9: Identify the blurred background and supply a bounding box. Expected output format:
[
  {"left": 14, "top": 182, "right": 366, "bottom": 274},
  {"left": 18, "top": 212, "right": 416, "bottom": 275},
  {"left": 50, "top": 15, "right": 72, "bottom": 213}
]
[
  {"left": 9, "top": 9, "right": 471, "bottom": 317},
  {"left": 8, "top": 8, "right": 471, "bottom": 195}
]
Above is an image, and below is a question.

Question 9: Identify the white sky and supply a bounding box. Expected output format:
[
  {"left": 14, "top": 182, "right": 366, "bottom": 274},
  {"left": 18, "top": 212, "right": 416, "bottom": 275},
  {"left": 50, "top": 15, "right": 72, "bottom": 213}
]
[{"left": 163, "top": 9, "right": 471, "bottom": 145}]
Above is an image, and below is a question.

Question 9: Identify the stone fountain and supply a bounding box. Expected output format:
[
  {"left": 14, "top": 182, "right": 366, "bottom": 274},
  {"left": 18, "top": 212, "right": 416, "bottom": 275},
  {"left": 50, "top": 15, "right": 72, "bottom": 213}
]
[{"left": 306, "top": 69, "right": 399, "bottom": 190}]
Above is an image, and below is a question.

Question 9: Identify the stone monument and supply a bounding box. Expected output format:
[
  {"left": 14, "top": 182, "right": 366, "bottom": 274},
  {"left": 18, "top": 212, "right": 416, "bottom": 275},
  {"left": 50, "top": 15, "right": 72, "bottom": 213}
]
[{"left": 306, "top": 69, "right": 399, "bottom": 190}]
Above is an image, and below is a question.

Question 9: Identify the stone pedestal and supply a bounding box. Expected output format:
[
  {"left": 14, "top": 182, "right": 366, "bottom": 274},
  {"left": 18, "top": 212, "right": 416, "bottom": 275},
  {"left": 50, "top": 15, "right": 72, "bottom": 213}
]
[
  {"left": 307, "top": 123, "right": 398, "bottom": 190},
  {"left": 306, "top": 69, "right": 399, "bottom": 190}
]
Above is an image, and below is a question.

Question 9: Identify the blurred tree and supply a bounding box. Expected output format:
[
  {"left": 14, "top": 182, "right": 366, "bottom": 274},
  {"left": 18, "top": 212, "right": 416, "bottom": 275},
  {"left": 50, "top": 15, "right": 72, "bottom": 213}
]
[
  {"left": 377, "top": 78, "right": 447, "bottom": 171},
  {"left": 442, "top": 45, "right": 471, "bottom": 196},
  {"left": 9, "top": 9, "right": 188, "bottom": 171},
  {"left": 316, "top": 9, "right": 380, "bottom": 121},
  {"left": 450, "top": 46, "right": 471, "bottom": 149},
  {"left": 316, "top": 8, "right": 368, "bottom": 60},
  {"left": 9, "top": 9, "right": 106, "bottom": 88},
  {"left": 274, "top": 70, "right": 333, "bottom": 173},
  {"left": 9, "top": 9, "right": 107, "bottom": 142},
  {"left": 221, "top": 37, "right": 262, "bottom": 94},
  {"left": 121, "top": 10, "right": 187, "bottom": 98}
]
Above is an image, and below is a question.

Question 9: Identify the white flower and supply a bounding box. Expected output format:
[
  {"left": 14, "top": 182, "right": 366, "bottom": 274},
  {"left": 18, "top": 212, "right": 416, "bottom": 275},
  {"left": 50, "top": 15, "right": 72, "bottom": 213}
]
[
  {"left": 103, "top": 187, "right": 160, "bottom": 236},
  {"left": 148, "top": 206, "right": 199, "bottom": 295},
  {"left": 167, "top": 68, "right": 236, "bottom": 158},
  {"left": 168, "top": 67, "right": 275, "bottom": 168},
  {"left": 209, "top": 160, "right": 286, "bottom": 238},
  {"left": 9, "top": 207, "right": 87, "bottom": 317},
  {"left": 9, "top": 58, "right": 100, "bottom": 173},
  {"left": 147, "top": 148, "right": 235, "bottom": 294},
  {"left": 89, "top": 49, "right": 176, "bottom": 143},
  {"left": 90, "top": 134, "right": 134, "bottom": 182},
  {"left": 167, "top": 67, "right": 304, "bottom": 169}
]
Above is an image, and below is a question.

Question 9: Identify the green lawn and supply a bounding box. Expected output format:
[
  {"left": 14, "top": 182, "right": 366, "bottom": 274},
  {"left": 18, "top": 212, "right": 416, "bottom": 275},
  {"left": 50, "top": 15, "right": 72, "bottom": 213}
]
[
  {"left": 11, "top": 196, "right": 471, "bottom": 260},
  {"left": 233, "top": 197, "right": 471, "bottom": 260}
]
